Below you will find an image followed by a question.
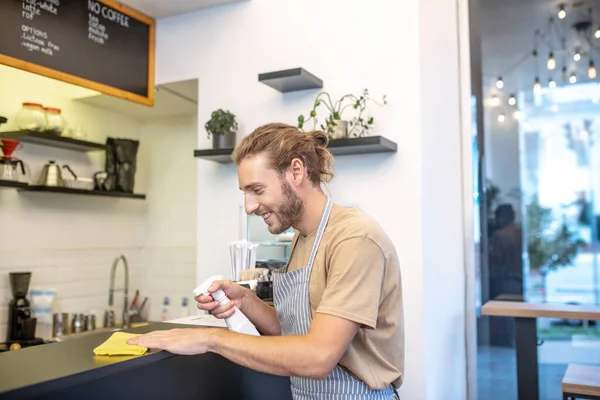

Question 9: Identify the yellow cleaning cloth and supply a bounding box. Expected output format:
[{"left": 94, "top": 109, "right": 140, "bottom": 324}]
[{"left": 92, "top": 332, "right": 148, "bottom": 356}]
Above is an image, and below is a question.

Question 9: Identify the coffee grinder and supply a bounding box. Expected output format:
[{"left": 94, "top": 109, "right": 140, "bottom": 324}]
[{"left": 7, "top": 272, "right": 43, "bottom": 349}]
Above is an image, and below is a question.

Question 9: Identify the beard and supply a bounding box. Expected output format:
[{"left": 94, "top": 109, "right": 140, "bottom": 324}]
[{"left": 268, "top": 179, "right": 304, "bottom": 234}]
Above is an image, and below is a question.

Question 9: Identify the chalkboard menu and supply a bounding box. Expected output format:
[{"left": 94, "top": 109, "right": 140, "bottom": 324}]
[{"left": 0, "top": 0, "right": 155, "bottom": 106}]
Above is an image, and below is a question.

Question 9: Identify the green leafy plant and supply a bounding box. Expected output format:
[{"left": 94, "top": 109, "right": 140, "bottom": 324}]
[
  {"left": 526, "top": 194, "right": 586, "bottom": 302},
  {"left": 297, "top": 89, "right": 387, "bottom": 138},
  {"left": 204, "top": 109, "right": 238, "bottom": 138}
]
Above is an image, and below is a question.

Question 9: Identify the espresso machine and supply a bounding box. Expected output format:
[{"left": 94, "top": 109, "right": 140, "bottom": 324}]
[{"left": 6, "top": 272, "right": 44, "bottom": 349}]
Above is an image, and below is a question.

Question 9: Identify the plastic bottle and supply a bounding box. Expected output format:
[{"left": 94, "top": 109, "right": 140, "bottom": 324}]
[
  {"left": 161, "top": 296, "right": 171, "bottom": 321},
  {"left": 180, "top": 297, "right": 191, "bottom": 318},
  {"left": 193, "top": 275, "right": 260, "bottom": 336}
]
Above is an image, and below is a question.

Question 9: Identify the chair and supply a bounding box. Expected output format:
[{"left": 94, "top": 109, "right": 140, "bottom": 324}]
[{"left": 562, "top": 364, "right": 600, "bottom": 400}]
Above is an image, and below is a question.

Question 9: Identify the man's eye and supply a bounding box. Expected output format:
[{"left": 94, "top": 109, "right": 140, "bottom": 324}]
[{"left": 255, "top": 189, "right": 264, "bottom": 195}]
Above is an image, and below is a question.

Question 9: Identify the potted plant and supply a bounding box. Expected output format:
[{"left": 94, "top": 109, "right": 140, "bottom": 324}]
[
  {"left": 297, "top": 89, "right": 387, "bottom": 140},
  {"left": 526, "top": 194, "right": 585, "bottom": 302},
  {"left": 205, "top": 109, "right": 238, "bottom": 149}
]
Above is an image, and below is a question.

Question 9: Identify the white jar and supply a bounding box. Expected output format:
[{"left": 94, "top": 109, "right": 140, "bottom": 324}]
[
  {"left": 15, "top": 102, "right": 46, "bottom": 131},
  {"left": 43, "top": 107, "right": 66, "bottom": 135}
]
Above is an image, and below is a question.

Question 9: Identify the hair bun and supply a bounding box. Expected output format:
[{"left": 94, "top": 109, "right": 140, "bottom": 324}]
[{"left": 307, "top": 130, "right": 329, "bottom": 148}]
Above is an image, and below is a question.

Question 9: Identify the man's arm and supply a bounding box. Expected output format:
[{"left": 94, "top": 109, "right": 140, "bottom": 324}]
[
  {"left": 130, "top": 313, "right": 359, "bottom": 380},
  {"left": 209, "top": 313, "right": 358, "bottom": 379}
]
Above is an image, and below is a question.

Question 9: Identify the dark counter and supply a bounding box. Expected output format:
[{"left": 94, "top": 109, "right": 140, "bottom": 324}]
[{"left": 0, "top": 322, "right": 292, "bottom": 400}]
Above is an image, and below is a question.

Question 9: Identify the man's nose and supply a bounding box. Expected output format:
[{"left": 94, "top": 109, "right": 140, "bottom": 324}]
[{"left": 245, "top": 196, "right": 259, "bottom": 215}]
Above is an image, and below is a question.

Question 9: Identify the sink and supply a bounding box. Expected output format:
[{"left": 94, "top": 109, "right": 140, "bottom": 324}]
[
  {"left": 53, "top": 321, "right": 152, "bottom": 342},
  {"left": 53, "top": 326, "right": 124, "bottom": 341}
]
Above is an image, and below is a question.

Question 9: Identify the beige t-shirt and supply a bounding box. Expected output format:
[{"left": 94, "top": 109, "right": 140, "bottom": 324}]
[{"left": 286, "top": 204, "right": 404, "bottom": 390}]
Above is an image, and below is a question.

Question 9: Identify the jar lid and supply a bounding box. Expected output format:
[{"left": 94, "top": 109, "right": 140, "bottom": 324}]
[
  {"left": 43, "top": 107, "right": 61, "bottom": 113},
  {"left": 22, "top": 102, "right": 43, "bottom": 108}
]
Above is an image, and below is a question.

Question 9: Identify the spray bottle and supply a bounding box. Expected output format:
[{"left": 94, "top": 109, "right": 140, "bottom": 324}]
[{"left": 193, "top": 275, "right": 260, "bottom": 336}]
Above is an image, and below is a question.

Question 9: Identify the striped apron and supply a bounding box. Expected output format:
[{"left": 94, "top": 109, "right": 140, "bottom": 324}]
[{"left": 273, "top": 196, "right": 398, "bottom": 400}]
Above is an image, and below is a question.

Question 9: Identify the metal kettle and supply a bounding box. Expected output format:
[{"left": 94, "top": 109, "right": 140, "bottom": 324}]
[{"left": 37, "top": 161, "right": 77, "bottom": 187}]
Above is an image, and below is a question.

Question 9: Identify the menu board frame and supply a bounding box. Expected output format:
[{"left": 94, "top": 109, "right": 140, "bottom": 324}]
[{"left": 0, "top": 0, "right": 156, "bottom": 107}]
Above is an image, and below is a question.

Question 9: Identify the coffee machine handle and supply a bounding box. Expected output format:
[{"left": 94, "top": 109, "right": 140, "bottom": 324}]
[
  {"left": 15, "top": 159, "right": 25, "bottom": 175},
  {"left": 62, "top": 164, "right": 78, "bottom": 180}
]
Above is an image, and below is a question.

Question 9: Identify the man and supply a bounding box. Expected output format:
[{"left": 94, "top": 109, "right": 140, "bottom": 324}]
[{"left": 128, "top": 123, "right": 405, "bottom": 399}]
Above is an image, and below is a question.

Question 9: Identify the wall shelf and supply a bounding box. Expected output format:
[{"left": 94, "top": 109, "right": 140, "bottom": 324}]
[
  {"left": 193, "top": 148, "right": 235, "bottom": 164},
  {"left": 258, "top": 68, "right": 323, "bottom": 93},
  {"left": 19, "top": 185, "right": 146, "bottom": 199},
  {"left": 194, "top": 135, "right": 397, "bottom": 163},
  {"left": 0, "top": 180, "right": 28, "bottom": 189},
  {"left": 327, "top": 135, "right": 397, "bottom": 156},
  {"left": 1, "top": 130, "right": 107, "bottom": 152}
]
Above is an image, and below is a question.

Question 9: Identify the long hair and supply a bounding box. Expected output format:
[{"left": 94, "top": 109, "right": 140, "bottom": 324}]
[{"left": 232, "top": 123, "right": 334, "bottom": 186}]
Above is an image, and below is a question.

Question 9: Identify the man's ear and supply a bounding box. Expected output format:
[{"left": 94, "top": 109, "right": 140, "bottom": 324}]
[{"left": 289, "top": 158, "right": 306, "bottom": 185}]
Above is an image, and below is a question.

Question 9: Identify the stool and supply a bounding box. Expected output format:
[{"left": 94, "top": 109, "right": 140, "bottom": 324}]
[{"left": 562, "top": 364, "right": 600, "bottom": 400}]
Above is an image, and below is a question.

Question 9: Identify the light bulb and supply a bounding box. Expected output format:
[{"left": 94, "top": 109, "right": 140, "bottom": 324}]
[
  {"left": 589, "top": 61, "right": 597, "bottom": 79},
  {"left": 497, "top": 114, "right": 505, "bottom": 123},
  {"left": 574, "top": 52, "right": 581, "bottom": 62},
  {"left": 496, "top": 77, "right": 504, "bottom": 89},
  {"left": 570, "top": 72, "right": 577, "bottom": 84},
  {"left": 558, "top": 4, "right": 566, "bottom": 19},
  {"left": 513, "top": 110, "right": 524, "bottom": 120},
  {"left": 596, "top": 27, "right": 600, "bottom": 39},
  {"left": 533, "top": 77, "right": 542, "bottom": 91},
  {"left": 547, "top": 52, "right": 556, "bottom": 70},
  {"left": 508, "top": 94, "right": 516, "bottom": 106},
  {"left": 549, "top": 78, "right": 556, "bottom": 89},
  {"left": 490, "top": 95, "right": 500, "bottom": 107}
]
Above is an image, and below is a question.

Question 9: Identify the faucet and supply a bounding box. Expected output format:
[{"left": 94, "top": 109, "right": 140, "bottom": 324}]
[{"left": 109, "top": 254, "right": 130, "bottom": 329}]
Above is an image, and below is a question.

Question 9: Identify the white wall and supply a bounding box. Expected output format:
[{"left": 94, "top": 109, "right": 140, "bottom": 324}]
[
  {"left": 0, "top": 66, "right": 198, "bottom": 337},
  {"left": 156, "top": 0, "right": 470, "bottom": 398},
  {"left": 136, "top": 115, "right": 198, "bottom": 321}
]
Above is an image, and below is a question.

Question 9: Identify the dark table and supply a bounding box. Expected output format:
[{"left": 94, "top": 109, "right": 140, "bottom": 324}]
[{"left": 0, "top": 322, "right": 292, "bottom": 400}]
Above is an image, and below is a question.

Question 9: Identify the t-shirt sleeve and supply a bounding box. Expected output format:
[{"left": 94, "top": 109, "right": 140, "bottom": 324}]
[{"left": 316, "top": 236, "right": 385, "bottom": 329}]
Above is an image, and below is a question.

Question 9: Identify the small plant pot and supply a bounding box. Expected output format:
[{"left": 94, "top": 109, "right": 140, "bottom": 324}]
[
  {"left": 212, "top": 131, "right": 236, "bottom": 149},
  {"left": 328, "top": 120, "right": 348, "bottom": 139}
]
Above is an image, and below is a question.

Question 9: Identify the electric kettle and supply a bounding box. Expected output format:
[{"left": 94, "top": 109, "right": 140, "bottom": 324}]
[{"left": 36, "top": 161, "right": 77, "bottom": 187}]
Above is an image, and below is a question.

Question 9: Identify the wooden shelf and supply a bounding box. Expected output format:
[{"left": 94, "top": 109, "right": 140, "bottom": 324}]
[
  {"left": 194, "top": 136, "right": 397, "bottom": 163},
  {"left": 19, "top": 185, "right": 146, "bottom": 199},
  {"left": 0, "top": 180, "right": 28, "bottom": 189},
  {"left": 1, "top": 130, "right": 107, "bottom": 152},
  {"left": 258, "top": 68, "right": 323, "bottom": 93}
]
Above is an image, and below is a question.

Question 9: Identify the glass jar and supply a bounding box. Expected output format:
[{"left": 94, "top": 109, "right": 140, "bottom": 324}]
[
  {"left": 15, "top": 102, "right": 46, "bottom": 131},
  {"left": 43, "top": 107, "right": 66, "bottom": 135}
]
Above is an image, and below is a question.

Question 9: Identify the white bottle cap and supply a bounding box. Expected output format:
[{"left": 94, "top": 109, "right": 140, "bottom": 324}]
[{"left": 192, "top": 274, "right": 224, "bottom": 297}]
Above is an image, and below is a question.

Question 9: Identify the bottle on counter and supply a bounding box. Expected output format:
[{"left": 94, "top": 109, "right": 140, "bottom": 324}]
[
  {"left": 180, "top": 297, "right": 191, "bottom": 318},
  {"left": 161, "top": 297, "right": 171, "bottom": 321}
]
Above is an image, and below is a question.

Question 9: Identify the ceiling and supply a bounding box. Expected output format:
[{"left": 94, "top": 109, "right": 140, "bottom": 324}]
[
  {"left": 75, "top": 79, "right": 198, "bottom": 121},
  {"left": 480, "top": 0, "right": 600, "bottom": 94},
  {"left": 117, "top": 0, "right": 248, "bottom": 19}
]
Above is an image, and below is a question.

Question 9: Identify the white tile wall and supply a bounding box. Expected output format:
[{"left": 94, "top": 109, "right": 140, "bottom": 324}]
[
  {"left": 0, "top": 246, "right": 198, "bottom": 340},
  {"left": 0, "top": 248, "right": 143, "bottom": 340}
]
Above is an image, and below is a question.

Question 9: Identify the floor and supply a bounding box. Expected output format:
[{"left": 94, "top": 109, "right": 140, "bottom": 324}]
[{"left": 477, "top": 340, "right": 600, "bottom": 400}]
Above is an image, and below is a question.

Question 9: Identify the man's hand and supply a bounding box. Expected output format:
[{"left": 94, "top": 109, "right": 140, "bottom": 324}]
[
  {"left": 197, "top": 279, "right": 281, "bottom": 336},
  {"left": 195, "top": 280, "right": 248, "bottom": 319},
  {"left": 127, "top": 328, "right": 218, "bottom": 356}
]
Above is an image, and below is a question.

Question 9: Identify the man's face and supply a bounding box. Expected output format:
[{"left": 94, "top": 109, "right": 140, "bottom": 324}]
[{"left": 238, "top": 154, "right": 304, "bottom": 234}]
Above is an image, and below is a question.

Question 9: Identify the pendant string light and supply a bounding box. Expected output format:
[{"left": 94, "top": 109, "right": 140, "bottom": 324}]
[
  {"left": 534, "top": 31, "right": 542, "bottom": 91},
  {"left": 590, "top": 8, "right": 598, "bottom": 79}
]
